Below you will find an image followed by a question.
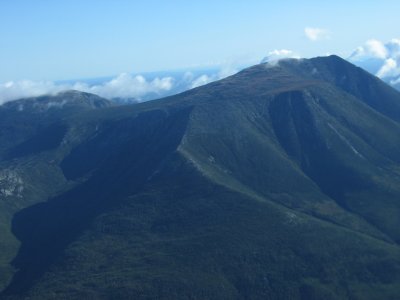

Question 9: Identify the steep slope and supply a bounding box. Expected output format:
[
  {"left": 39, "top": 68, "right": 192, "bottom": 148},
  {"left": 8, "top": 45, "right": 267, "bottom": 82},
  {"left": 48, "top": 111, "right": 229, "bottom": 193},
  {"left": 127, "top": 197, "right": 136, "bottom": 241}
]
[
  {"left": 1, "top": 56, "right": 400, "bottom": 299},
  {"left": 0, "top": 91, "right": 113, "bottom": 292}
]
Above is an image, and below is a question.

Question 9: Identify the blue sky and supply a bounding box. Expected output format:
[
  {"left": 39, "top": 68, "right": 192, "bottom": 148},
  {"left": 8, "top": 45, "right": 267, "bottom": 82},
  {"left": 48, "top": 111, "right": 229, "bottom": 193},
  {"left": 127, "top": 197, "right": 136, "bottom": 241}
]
[{"left": 1, "top": 0, "right": 399, "bottom": 82}]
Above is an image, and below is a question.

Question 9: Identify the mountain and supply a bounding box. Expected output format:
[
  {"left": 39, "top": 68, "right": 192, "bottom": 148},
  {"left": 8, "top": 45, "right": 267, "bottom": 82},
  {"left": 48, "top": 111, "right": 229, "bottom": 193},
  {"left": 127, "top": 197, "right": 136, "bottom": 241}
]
[
  {"left": 1, "top": 90, "right": 112, "bottom": 111},
  {"left": 110, "top": 96, "right": 139, "bottom": 104},
  {"left": 0, "top": 90, "right": 113, "bottom": 295},
  {"left": 1, "top": 56, "right": 400, "bottom": 299}
]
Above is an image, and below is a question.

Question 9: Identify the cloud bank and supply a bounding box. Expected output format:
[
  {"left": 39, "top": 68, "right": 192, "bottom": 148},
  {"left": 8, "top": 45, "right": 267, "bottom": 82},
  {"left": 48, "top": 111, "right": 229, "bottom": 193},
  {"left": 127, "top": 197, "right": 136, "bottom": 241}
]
[
  {"left": 0, "top": 66, "right": 239, "bottom": 105},
  {"left": 0, "top": 80, "right": 68, "bottom": 105},
  {"left": 304, "top": 27, "right": 329, "bottom": 41},
  {"left": 349, "top": 38, "right": 400, "bottom": 87},
  {"left": 260, "top": 49, "right": 300, "bottom": 65},
  {"left": 0, "top": 75, "right": 174, "bottom": 105},
  {"left": 74, "top": 73, "right": 174, "bottom": 100}
]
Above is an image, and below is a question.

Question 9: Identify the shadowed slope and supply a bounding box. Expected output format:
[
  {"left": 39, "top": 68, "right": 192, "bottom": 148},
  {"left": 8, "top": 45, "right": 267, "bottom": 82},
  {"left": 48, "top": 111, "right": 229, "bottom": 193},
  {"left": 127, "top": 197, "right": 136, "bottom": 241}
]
[{"left": 2, "top": 107, "right": 192, "bottom": 296}]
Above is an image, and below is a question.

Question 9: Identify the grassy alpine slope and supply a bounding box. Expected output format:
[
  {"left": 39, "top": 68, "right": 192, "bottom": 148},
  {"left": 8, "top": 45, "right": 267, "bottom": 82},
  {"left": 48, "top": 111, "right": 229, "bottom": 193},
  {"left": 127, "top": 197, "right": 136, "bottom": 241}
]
[{"left": 1, "top": 56, "right": 400, "bottom": 299}]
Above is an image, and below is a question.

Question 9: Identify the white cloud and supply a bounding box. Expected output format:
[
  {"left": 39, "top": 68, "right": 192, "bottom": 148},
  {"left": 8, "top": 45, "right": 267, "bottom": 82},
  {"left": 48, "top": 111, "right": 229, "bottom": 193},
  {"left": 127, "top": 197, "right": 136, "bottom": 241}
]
[
  {"left": 0, "top": 64, "right": 241, "bottom": 105},
  {"left": 365, "top": 39, "right": 388, "bottom": 58},
  {"left": 260, "top": 49, "right": 300, "bottom": 65},
  {"left": 191, "top": 75, "right": 213, "bottom": 88},
  {"left": 74, "top": 73, "right": 174, "bottom": 100},
  {"left": 190, "top": 65, "right": 239, "bottom": 89},
  {"left": 376, "top": 58, "right": 399, "bottom": 78},
  {"left": 304, "top": 27, "right": 329, "bottom": 41},
  {"left": 350, "top": 39, "right": 388, "bottom": 60},
  {"left": 0, "top": 74, "right": 177, "bottom": 105},
  {"left": 0, "top": 80, "right": 68, "bottom": 105},
  {"left": 349, "top": 38, "right": 400, "bottom": 83}
]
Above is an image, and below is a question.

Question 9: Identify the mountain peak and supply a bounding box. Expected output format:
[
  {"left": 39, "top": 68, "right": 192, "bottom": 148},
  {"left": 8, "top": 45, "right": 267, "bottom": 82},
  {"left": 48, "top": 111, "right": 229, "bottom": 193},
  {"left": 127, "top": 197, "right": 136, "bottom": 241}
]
[
  {"left": 228, "top": 54, "right": 400, "bottom": 122},
  {"left": 0, "top": 90, "right": 113, "bottom": 113}
]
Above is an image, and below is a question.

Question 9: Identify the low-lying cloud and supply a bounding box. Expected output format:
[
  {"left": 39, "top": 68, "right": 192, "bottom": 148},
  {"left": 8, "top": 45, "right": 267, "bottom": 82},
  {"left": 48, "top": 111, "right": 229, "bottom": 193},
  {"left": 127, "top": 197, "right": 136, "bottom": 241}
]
[
  {"left": 349, "top": 38, "right": 400, "bottom": 88},
  {"left": 187, "top": 65, "right": 239, "bottom": 89},
  {"left": 73, "top": 73, "right": 174, "bottom": 100},
  {"left": 260, "top": 49, "right": 300, "bottom": 65},
  {"left": 0, "top": 80, "right": 68, "bottom": 105},
  {"left": 0, "top": 74, "right": 174, "bottom": 105},
  {"left": 0, "top": 66, "right": 239, "bottom": 105}
]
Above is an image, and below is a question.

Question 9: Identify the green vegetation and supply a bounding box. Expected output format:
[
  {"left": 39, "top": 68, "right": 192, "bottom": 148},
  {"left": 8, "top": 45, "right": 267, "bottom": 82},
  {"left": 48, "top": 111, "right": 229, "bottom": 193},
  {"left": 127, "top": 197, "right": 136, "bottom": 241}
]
[{"left": 1, "top": 56, "right": 400, "bottom": 299}]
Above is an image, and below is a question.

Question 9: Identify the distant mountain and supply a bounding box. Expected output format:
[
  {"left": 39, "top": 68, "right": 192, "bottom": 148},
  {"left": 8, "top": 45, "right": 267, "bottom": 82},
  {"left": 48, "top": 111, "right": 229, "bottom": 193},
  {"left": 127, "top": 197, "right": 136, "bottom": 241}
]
[
  {"left": 1, "top": 56, "right": 400, "bottom": 299},
  {"left": 1, "top": 90, "right": 112, "bottom": 112},
  {"left": 110, "top": 96, "right": 139, "bottom": 104},
  {"left": 0, "top": 90, "right": 113, "bottom": 161}
]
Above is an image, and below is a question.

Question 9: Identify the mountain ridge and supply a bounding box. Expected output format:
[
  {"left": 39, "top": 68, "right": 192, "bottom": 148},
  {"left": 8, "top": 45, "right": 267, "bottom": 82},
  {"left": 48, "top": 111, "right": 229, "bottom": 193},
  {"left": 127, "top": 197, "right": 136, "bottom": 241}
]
[{"left": 1, "top": 55, "right": 400, "bottom": 299}]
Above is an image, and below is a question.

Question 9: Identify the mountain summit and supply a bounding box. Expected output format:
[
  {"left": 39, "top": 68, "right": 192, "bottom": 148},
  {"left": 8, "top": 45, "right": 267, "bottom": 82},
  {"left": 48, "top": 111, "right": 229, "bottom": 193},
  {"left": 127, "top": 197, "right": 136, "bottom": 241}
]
[{"left": 1, "top": 56, "right": 400, "bottom": 299}]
